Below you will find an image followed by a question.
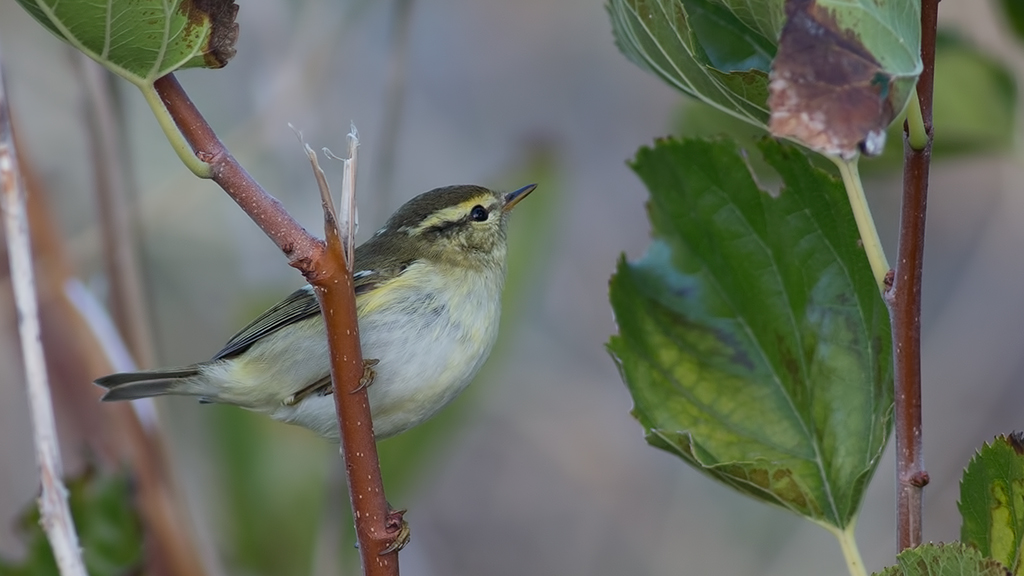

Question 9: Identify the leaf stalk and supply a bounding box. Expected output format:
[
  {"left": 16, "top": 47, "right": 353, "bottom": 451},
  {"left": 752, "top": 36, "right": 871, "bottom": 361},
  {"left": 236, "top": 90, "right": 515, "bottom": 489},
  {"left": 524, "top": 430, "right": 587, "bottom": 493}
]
[
  {"left": 139, "top": 83, "right": 213, "bottom": 178},
  {"left": 833, "top": 156, "right": 888, "bottom": 291},
  {"left": 831, "top": 524, "right": 867, "bottom": 576},
  {"left": 906, "top": 88, "right": 927, "bottom": 151}
]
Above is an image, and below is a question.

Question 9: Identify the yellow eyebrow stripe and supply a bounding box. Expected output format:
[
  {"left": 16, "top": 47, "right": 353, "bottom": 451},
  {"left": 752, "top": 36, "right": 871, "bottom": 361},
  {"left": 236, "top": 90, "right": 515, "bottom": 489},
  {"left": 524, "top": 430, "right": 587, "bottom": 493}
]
[{"left": 410, "top": 195, "right": 493, "bottom": 233}]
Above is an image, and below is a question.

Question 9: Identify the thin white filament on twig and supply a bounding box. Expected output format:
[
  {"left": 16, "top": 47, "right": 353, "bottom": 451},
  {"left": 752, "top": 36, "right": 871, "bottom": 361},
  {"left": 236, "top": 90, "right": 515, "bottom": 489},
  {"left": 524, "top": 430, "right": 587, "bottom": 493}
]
[
  {"left": 339, "top": 125, "right": 359, "bottom": 269},
  {"left": 322, "top": 125, "right": 360, "bottom": 269},
  {"left": 291, "top": 123, "right": 360, "bottom": 270}
]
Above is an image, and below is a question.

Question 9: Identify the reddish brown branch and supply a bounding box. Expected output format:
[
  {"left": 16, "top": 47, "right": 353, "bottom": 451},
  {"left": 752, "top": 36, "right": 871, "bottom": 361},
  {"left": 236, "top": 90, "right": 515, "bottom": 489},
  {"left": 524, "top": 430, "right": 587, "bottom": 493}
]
[
  {"left": 152, "top": 74, "right": 399, "bottom": 574},
  {"left": 152, "top": 75, "right": 325, "bottom": 275},
  {"left": 314, "top": 217, "right": 400, "bottom": 569},
  {"left": 887, "top": 0, "right": 939, "bottom": 552}
]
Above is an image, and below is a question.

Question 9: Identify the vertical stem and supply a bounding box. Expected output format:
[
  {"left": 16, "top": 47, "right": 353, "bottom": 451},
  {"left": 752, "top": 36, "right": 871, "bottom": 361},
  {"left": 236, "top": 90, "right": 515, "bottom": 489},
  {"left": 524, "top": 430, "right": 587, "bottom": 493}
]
[
  {"left": 303, "top": 133, "right": 399, "bottom": 574},
  {"left": 313, "top": 244, "right": 399, "bottom": 574},
  {"left": 887, "top": 0, "right": 939, "bottom": 553},
  {"left": 0, "top": 59, "right": 88, "bottom": 576}
]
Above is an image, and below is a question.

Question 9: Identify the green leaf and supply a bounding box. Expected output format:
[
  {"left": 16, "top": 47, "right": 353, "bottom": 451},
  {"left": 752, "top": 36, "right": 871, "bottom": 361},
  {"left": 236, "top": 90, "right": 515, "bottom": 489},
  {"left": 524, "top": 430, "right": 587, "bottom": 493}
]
[
  {"left": 704, "top": 0, "right": 785, "bottom": 40},
  {"left": 608, "top": 0, "right": 776, "bottom": 126},
  {"left": 997, "top": 0, "right": 1024, "bottom": 44},
  {"left": 0, "top": 470, "right": 143, "bottom": 576},
  {"left": 15, "top": 0, "right": 239, "bottom": 86},
  {"left": 873, "top": 543, "right": 1010, "bottom": 576},
  {"left": 768, "top": 0, "right": 922, "bottom": 159},
  {"left": 608, "top": 137, "right": 892, "bottom": 529},
  {"left": 959, "top": 433, "right": 1024, "bottom": 575}
]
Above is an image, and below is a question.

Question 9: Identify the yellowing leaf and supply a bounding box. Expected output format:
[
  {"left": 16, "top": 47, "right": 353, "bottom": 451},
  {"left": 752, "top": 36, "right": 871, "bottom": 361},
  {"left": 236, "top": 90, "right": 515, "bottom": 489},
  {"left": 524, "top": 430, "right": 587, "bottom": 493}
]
[
  {"left": 960, "top": 433, "right": 1024, "bottom": 575},
  {"left": 609, "top": 137, "right": 892, "bottom": 529},
  {"left": 768, "top": 0, "right": 922, "bottom": 159}
]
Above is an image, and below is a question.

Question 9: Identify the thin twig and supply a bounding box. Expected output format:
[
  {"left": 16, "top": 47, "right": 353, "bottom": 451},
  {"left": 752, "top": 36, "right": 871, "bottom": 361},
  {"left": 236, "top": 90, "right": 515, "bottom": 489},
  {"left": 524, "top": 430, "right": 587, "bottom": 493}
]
[
  {"left": 887, "top": 0, "right": 939, "bottom": 552},
  {"left": 76, "top": 53, "right": 157, "bottom": 368},
  {"left": 152, "top": 74, "right": 400, "bottom": 573},
  {"left": 0, "top": 56, "right": 88, "bottom": 576}
]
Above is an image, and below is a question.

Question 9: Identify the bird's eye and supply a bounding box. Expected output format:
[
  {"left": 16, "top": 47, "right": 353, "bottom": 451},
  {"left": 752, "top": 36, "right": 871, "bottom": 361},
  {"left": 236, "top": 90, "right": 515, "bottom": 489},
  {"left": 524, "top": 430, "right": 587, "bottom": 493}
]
[{"left": 470, "top": 205, "right": 489, "bottom": 222}]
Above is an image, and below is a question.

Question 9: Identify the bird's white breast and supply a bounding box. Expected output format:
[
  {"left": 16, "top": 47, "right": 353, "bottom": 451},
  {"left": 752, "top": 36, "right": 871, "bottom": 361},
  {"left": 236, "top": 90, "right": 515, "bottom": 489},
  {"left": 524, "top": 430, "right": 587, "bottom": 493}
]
[{"left": 264, "top": 263, "right": 505, "bottom": 439}]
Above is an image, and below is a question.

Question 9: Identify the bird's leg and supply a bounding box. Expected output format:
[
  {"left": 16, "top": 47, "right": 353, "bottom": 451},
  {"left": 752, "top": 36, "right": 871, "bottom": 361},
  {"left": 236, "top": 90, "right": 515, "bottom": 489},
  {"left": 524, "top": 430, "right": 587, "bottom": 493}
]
[
  {"left": 282, "top": 376, "right": 330, "bottom": 406},
  {"left": 380, "top": 504, "right": 410, "bottom": 555},
  {"left": 282, "top": 359, "right": 379, "bottom": 405},
  {"left": 352, "top": 358, "right": 380, "bottom": 393}
]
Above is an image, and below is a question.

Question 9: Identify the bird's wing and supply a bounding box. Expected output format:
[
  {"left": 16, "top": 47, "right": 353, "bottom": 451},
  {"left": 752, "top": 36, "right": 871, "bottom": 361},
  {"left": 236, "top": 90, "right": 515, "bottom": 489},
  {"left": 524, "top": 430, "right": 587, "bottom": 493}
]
[
  {"left": 210, "top": 267, "right": 397, "bottom": 360},
  {"left": 212, "top": 286, "right": 322, "bottom": 360}
]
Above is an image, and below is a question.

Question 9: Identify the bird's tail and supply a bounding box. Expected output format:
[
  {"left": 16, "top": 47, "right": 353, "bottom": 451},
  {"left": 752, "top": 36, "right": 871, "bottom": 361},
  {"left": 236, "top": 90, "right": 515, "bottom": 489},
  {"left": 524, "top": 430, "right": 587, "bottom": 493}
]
[{"left": 96, "top": 367, "right": 202, "bottom": 402}]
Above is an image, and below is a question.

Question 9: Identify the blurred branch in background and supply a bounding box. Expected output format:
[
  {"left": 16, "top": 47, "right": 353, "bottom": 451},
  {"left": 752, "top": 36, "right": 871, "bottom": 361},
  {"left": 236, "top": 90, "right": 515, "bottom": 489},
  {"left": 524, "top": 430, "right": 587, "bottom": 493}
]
[
  {"left": 75, "top": 53, "right": 156, "bottom": 370},
  {"left": 0, "top": 50, "right": 88, "bottom": 576},
  {"left": 0, "top": 106, "right": 219, "bottom": 576}
]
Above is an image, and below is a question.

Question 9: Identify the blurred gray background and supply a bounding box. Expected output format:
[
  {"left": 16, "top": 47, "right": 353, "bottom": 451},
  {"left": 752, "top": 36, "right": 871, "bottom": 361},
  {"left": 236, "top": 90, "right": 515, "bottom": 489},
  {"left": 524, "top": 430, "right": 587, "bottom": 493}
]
[{"left": 1, "top": 0, "right": 1022, "bottom": 574}]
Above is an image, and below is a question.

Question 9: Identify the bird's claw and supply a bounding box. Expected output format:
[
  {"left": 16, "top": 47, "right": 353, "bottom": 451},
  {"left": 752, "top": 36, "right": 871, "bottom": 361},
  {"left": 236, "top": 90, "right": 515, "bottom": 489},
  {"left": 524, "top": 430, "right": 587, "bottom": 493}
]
[
  {"left": 352, "top": 358, "right": 380, "bottom": 393},
  {"left": 379, "top": 506, "right": 410, "bottom": 555}
]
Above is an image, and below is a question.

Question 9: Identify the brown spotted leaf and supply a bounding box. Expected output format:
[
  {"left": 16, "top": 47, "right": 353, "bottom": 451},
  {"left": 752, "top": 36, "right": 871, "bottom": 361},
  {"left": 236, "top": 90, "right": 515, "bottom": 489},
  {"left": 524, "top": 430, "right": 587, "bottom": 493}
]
[
  {"left": 768, "top": 0, "right": 921, "bottom": 159},
  {"left": 608, "top": 137, "right": 892, "bottom": 529},
  {"left": 16, "top": 0, "right": 239, "bottom": 86}
]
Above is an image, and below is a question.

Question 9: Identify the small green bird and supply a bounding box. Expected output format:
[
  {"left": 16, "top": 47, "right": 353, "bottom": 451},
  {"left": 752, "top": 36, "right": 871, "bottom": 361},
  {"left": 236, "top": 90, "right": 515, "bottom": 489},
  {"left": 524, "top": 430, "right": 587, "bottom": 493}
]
[{"left": 97, "top": 184, "right": 536, "bottom": 440}]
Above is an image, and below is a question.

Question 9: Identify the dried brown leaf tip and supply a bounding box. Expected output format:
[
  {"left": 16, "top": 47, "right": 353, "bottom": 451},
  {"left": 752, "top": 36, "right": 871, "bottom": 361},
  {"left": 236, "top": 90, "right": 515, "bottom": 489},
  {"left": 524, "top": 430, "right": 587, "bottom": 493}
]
[
  {"left": 1007, "top": 431, "right": 1024, "bottom": 455},
  {"left": 768, "top": 0, "right": 895, "bottom": 160},
  {"left": 185, "top": 0, "right": 240, "bottom": 68}
]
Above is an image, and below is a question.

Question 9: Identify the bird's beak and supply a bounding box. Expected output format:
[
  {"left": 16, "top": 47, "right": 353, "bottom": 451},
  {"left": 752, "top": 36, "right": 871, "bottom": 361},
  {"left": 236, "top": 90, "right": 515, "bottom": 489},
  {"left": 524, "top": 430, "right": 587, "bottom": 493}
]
[{"left": 502, "top": 183, "right": 538, "bottom": 213}]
